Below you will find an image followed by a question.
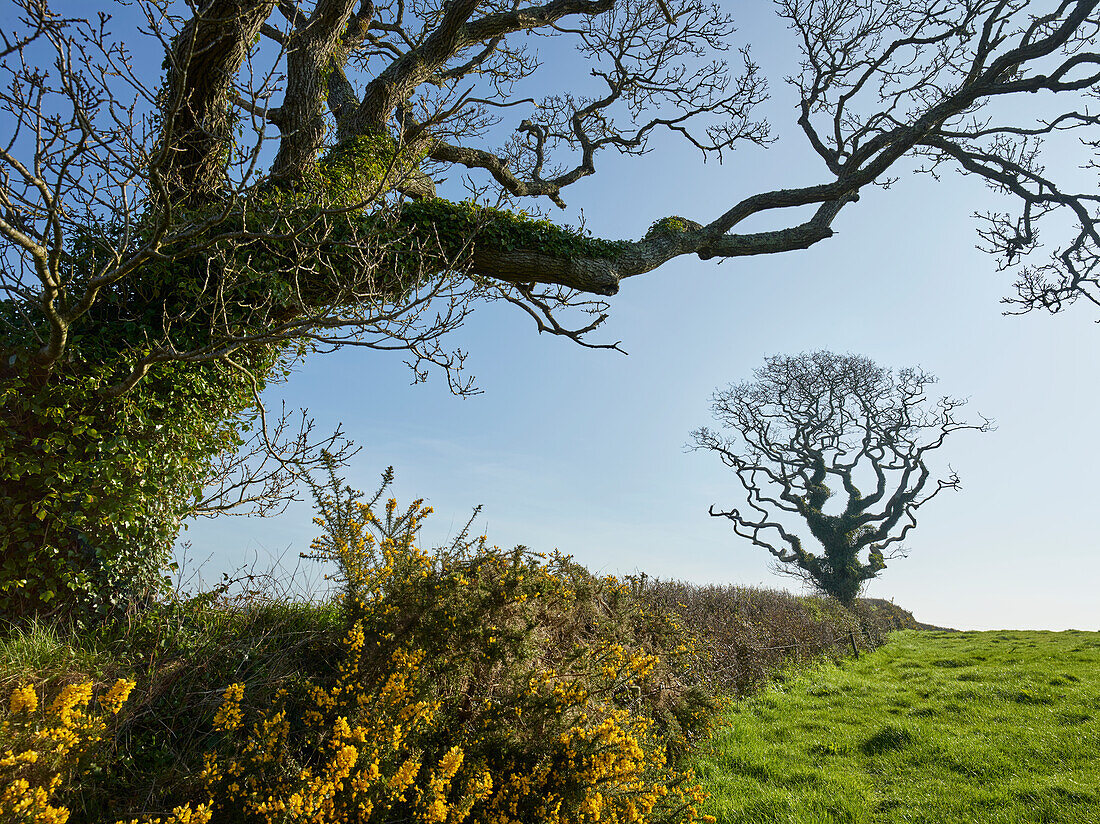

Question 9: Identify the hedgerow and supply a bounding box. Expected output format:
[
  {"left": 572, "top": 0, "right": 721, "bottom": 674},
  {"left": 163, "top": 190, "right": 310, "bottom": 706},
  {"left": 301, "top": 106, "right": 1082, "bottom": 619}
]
[
  {"left": 0, "top": 466, "right": 720, "bottom": 824},
  {"left": 637, "top": 582, "right": 922, "bottom": 695}
]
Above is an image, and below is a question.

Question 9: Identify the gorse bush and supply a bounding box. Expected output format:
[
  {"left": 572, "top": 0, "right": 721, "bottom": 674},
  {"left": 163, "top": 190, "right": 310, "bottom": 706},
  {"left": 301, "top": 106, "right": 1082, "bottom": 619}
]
[
  {"left": 1, "top": 679, "right": 127, "bottom": 824},
  {"left": 0, "top": 595, "right": 348, "bottom": 822},
  {"left": 303, "top": 458, "right": 719, "bottom": 765},
  {"left": 0, "top": 678, "right": 210, "bottom": 824},
  {"left": 1, "top": 466, "right": 720, "bottom": 824},
  {"left": 197, "top": 641, "right": 486, "bottom": 824},
  {"left": 165, "top": 465, "right": 720, "bottom": 823},
  {"left": 196, "top": 611, "right": 710, "bottom": 824},
  {"left": 199, "top": 462, "right": 717, "bottom": 824}
]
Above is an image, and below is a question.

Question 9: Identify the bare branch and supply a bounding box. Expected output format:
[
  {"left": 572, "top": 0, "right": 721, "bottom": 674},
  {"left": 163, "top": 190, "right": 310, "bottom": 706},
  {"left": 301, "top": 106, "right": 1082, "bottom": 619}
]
[{"left": 694, "top": 351, "right": 993, "bottom": 605}]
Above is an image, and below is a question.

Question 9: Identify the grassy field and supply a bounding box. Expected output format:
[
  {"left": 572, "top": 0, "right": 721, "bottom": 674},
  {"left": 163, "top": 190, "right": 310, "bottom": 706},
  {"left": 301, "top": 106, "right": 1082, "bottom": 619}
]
[{"left": 693, "top": 630, "right": 1100, "bottom": 824}]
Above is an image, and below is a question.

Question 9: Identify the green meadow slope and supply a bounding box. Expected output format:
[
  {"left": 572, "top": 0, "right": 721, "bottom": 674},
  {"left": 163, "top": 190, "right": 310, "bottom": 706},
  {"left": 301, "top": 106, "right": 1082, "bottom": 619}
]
[{"left": 694, "top": 630, "right": 1100, "bottom": 824}]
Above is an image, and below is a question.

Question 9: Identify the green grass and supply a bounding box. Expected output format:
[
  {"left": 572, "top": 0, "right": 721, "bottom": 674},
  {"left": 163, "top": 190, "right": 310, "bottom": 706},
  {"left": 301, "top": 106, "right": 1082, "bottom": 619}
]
[{"left": 693, "top": 630, "right": 1100, "bottom": 824}]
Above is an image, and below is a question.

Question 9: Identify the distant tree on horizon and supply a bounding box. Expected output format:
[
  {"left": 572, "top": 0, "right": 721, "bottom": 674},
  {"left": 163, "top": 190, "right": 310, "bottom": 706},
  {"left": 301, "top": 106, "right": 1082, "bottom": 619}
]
[{"left": 693, "top": 351, "right": 993, "bottom": 607}]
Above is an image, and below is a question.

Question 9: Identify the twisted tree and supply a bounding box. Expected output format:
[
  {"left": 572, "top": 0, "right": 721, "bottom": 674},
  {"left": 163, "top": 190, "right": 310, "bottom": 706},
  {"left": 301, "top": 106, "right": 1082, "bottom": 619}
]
[
  {"left": 0, "top": 0, "right": 1095, "bottom": 616},
  {"left": 693, "top": 352, "right": 993, "bottom": 606}
]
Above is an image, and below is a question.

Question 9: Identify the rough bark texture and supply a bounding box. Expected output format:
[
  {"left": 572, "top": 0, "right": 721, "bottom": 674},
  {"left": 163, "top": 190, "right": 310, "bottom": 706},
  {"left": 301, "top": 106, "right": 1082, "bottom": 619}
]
[
  {"left": 268, "top": 0, "right": 361, "bottom": 185},
  {"left": 161, "top": 0, "right": 277, "bottom": 202}
]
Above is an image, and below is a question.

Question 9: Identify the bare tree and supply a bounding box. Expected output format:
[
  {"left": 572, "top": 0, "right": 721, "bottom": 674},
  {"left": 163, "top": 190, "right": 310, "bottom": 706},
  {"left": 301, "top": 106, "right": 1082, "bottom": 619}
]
[
  {"left": 0, "top": 0, "right": 1096, "bottom": 615},
  {"left": 692, "top": 352, "right": 993, "bottom": 606}
]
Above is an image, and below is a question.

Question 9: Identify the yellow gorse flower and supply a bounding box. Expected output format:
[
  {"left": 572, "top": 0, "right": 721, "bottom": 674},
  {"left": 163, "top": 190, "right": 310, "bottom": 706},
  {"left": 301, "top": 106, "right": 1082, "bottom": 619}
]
[
  {"left": 212, "top": 683, "right": 245, "bottom": 732},
  {"left": 2, "top": 680, "right": 144, "bottom": 824},
  {"left": 101, "top": 679, "right": 136, "bottom": 715},
  {"left": 47, "top": 682, "right": 93, "bottom": 728},
  {"left": 8, "top": 685, "right": 38, "bottom": 715}
]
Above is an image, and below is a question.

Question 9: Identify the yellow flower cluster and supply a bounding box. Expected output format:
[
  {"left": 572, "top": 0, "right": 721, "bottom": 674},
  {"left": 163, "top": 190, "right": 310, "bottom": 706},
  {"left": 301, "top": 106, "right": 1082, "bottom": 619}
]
[
  {"left": 305, "top": 481, "right": 434, "bottom": 606},
  {"left": 7, "top": 688, "right": 37, "bottom": 716},
  {"left": 114, "top": 803, "right": 213, "bottom": 824},
  {"left": 1, "top": 776, "right": 68, "bottom": 824},
  {"left": 211, "top": 683, "right": 245, "bottom": 732},
  {"left": 100, "top": 679, "right": 136, "bottom": 716},
  {"left": 478, "top": 655, "right": 711, "bottom": 824},
  {"left": 0, "top": 679, "right": 200, "bottom": 824},
  {"left": 201, "top": 630, "right": 493, "bottom": 824}
]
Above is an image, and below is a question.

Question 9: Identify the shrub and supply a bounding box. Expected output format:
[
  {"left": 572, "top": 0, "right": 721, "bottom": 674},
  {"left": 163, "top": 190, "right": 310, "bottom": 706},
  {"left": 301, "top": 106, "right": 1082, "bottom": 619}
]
[
  {"left": 185, "top": 464, "right": 719, "bottom": 824},
  {"left": 635, "top": 581, "right": 913, "bottom": 695},
  {"left": 31, "top": 467, "right": 719, "bottom": 824},
  {"left": 197, "top": 587, "right": 713, "bottom": 823},
  {"left": 0, "top": 678, "right": 210, "bottom": 824}
]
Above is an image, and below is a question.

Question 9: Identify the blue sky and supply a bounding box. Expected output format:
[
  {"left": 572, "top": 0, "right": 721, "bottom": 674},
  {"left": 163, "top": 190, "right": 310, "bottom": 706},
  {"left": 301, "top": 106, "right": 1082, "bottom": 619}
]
[{"left": 132, "top": 0, "right": 1099, "bottom": 631}]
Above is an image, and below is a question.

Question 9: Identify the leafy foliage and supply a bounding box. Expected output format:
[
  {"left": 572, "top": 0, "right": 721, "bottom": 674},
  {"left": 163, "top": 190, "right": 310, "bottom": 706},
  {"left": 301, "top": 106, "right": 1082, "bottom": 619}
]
[
  {"left": 0, "top": 184, "right": 635, "bottom": 622},
  {"left": 395, "top": 200, "right": 630, "bottom": 261},
  {"left": 313, "top": 133, "right": 435, "bottom": 206},
  {"left": 644, "top": 218, "right": 701, "bottom": 239},
  {"left": 0, "top": 353, "right": 267, "bottom": 620}
]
